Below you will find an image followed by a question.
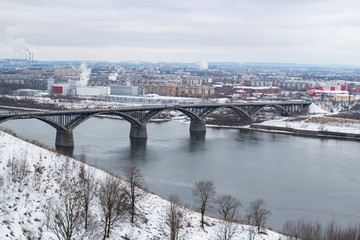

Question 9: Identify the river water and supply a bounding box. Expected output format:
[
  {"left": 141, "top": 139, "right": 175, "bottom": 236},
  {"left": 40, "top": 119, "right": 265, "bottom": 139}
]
[{"left": 1, "top": 111, "right": 360, "bottom": 231}]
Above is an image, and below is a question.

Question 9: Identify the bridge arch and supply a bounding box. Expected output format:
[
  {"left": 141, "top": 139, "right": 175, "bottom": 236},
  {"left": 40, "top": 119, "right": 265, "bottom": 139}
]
[
  {"left": 141, "top": 107, "right": 202, "bottom": 124},
  {"left": 132, "top": 105, "right": 254, "bottom": 125},
  {"left": 34, "top": 117, "right": 68, "bottom": 131},
  {"left": 251, "top": 104, "right": 291, "bottom": 117},
  {"left": 200, "top": 105, "right": 253, "bottom": 122},
  {"left": 68, "top": 111, "right": 143, "bottom": 130},
  {"left": 140, "top": 106, "right": 254, "bottom": 124},
  {"left": 0, "top": 116, "right": 68, "bottom": 132},
  {"left": 0, "top": 113, "right": 139, "bottom": 131}
]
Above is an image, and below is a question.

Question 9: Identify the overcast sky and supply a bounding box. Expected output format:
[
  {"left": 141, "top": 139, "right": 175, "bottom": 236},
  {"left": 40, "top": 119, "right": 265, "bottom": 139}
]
[{"left": 1, "top": 0, "right": 360, "bottom": 65}]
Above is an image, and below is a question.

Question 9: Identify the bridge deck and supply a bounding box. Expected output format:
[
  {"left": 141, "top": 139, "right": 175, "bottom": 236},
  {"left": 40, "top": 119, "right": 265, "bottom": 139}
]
[{"left": 0, "top": 101, "right": 312, "bottom": 117}]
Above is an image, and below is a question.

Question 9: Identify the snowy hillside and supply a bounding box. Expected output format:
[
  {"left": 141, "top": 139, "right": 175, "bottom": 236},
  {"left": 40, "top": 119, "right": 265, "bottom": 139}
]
[{"left": 0, "top": 131, "right": 286, "bottom": 240}]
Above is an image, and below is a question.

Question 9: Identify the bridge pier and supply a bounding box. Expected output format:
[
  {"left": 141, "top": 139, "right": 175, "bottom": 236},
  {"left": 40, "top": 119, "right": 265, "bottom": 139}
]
[
  {"left": 130, "top": 124, "right": 147, "bottom": 139},
  {"left": 56, "top": 146, "right": 74, "bottom": 156},
  {"left": 302, "top": 104, "right": 310, "bottom": 113},
  {"left": 55, "top": 129, "right": 74, "bottom": 148},
  {"left": 190, "top": 120, "right": 206, "bottom": 132}
]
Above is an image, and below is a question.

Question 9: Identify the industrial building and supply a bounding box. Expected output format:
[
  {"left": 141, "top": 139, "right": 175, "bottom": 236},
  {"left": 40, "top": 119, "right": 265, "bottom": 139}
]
[
  {"left": 12, "top": 89, "right": 48, "bottom": 96},
  {"left": 52, "top": 84, "right": 70, "bottom": 95},
  {"left": 138, "top": 84, "right": 215, "bottom": 98},
  {"left": 110, "top": 85, "right": 139, "bottom": 96},
  {"left": 306, "top": 81, "right": 348, "bottom": 97},
  {"left": 333, "top": 95, "right": 354, "bottom": 102},
  {"left": 52, "top": 84, "right": 110, "bottom": 97},
  {"left": 54, "top": 68, "right": 81, "bottom": 78},
  {"left": 76, "top": 86, "right": 110, "bottom": 97}
]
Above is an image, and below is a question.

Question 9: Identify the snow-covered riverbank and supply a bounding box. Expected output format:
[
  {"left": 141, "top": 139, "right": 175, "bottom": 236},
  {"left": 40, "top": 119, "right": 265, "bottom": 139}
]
[
  {"left": 252, "top": 116, "right": 360, "bottom": 134},
  {"left": 0, "top": 131, "right": 286, "bottom": 240},
  {"left": 249, "top": 103, "right": 360, "bottom": 140}
]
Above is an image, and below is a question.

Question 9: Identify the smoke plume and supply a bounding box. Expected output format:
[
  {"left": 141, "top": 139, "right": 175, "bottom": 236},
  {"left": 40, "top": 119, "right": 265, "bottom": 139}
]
[
  {"left": 197, "top": 61, "right": 208, "bottom": 70},
  {"left": 108, "top": 72, "right": 118, "bottom": 81},
  {"left": 3, "top": 27, "right": 31, "bottom": 58},
  {"left": 78, "top": 62, "right": 91, "bottom": 87}
]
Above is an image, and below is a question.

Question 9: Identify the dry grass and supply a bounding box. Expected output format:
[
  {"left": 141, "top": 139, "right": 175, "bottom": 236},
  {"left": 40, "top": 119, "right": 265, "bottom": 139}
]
[
  {"left": 305, "top": 116, "right": 360, "bottom": 124},
  {"left": 0, "top": 127, "right": 57, "bottom": 153}
]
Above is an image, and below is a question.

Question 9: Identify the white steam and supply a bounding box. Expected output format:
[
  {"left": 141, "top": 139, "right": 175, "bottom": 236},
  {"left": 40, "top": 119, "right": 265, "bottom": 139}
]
[
  {"left": 78, "top": 62, "right": 91, "bottom": 87},
  {"left": 197, "top": 61, "right": 208, "bottom": 70},
  {"left": 3, "top": 27, "right": 31, "bottom": 58},
  {"left": 109, "top": 72, "right": 118, "bottom": 81}
]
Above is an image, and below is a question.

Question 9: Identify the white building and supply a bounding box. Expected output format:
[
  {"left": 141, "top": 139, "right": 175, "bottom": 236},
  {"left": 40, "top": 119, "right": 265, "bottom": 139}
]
[{"left": 76, "top": 86, "right": 110, "bottom": 97}]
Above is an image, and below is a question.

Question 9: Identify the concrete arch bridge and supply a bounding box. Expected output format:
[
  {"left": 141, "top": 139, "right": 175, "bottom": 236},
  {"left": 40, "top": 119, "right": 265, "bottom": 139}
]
[{"left": 0, "top": 101, "right": 311, "bottom": 148}]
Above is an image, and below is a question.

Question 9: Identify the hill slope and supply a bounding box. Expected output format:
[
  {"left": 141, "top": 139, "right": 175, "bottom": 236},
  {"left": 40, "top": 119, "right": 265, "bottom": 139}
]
[{"left": 0, "top": 131, "right": 286, "bottom": 239}]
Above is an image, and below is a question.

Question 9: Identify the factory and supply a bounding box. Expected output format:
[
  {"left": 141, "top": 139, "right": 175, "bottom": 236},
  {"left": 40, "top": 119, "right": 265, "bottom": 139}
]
[{"left": 51, "top": 84, "right": 110, "bottom": 97}]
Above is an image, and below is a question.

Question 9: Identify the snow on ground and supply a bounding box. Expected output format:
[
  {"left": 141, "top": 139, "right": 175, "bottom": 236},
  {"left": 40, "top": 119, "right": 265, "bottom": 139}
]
[
  {"left": 253, "top": 103, "right": 360, "bottom": 135},
  {"left": 256, "top": 116, "right": 360, "bottom": 135},
  {"left": 309, "top": 103, "right": 329, "bottom": 114},
  {"left": 309, "top": 101, "right": 357, "bottom": 114},
  {"left": 2, "top": 95, "right": 144, "bottom": 110},
  {"left": 0, "top": 131, "right": 287, "bottom": 240}
]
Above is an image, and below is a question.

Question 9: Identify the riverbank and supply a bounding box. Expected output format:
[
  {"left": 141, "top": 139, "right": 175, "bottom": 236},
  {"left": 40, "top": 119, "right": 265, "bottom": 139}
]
[
  {"left": 206, "top": 118, "right": 360, "bottom": 141},
  {"left": 250, "top": 124, "right": 360, "bottom": 140},
  {"left": 249, "top": 115, "right": 360, "bottom": 141}
]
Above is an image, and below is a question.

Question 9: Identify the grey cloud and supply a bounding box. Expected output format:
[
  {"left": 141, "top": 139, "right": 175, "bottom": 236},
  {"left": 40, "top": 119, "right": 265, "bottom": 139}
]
[{"left": 1, "top": 0, "right": 360, "bottom": 64}]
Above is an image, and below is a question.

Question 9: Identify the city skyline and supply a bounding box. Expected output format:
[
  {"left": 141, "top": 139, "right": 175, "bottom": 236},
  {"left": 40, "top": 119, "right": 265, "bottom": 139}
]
[{"left": 1, "top": 0, "right": 360, "bottom": 65}]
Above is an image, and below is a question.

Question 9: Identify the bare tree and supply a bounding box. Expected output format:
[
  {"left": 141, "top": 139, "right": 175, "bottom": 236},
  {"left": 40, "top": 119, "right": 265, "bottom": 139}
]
[
  {"left": 78, "top": 153, "right": 86, "bottom": 180},
  {"left": 215, "top": 194, "right": 241, "bottom": 240},
  {"left": 216, "top": 194, "right": 241, "bottom": 221},
  {"left": 283, "top": 219, "right": 360, "bottom": 240},
  {"left": 216, "top": 219, "right": 238, "bottom": 240},
  {"left": 7, "top": 155, "right": 29, "bottom": 184},
  {"left": 79, "top": 169, "right": 97, "bottom": 230},
  {"left": 193, "top": 180, "right": 216, "bottom": 228},
  {"left": 123, "top": 166, "right": 145, "bottom": 223},
  {"left": 283, "top": 219, "right": 321, "bottom": 240},
  {"left": 282, "top": 219, "right": 301, "bottom": 240},
  {"left": 245, "top": 199, "right": 271, "bottom": 234},
  {"left": 47, "top": 195, "right": 82, "bottom": 240},
  {"left": 247, "top": 225, "right": 257, "bottom": 240},
  {"left": 0, "top": 176, "right": 6, "bottom": 217},
  {"left": 165, "top": 195, "right": 184, "bottom": 240},
  {"left": 99, "top": 176, "right": 128, "bottom": 239}
]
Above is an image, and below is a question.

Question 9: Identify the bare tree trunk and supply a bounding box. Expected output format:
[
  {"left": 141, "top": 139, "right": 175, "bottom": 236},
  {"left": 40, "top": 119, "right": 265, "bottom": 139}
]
[
  {"left": 165, "top": 195, "right": 184, "bottom": 240},
  {"left": 99, "top": 176, "right": 128, "bottom": 239},
  {"left": 192, "top": 180, "right": 216, "bottom": 228},
  {"left": 47, "top": 195, "right": 82, "bottom": 240},
  {"left": 245, "top": 199, "right": 270, "bottom": 234},
  {"left": 123, "top": 166, "right": 145, "bottom": 224},
  {"left": 215, "top": 194, "right": 241, "bottom": 221},
  {"left": 79, "top": 169, "right": 96, "bottom": 230}
]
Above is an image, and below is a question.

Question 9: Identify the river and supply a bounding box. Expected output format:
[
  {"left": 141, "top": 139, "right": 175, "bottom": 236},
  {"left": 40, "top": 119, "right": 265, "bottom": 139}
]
[{"left": 1, "top": 111, "right": 360, "bottom": 231}]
